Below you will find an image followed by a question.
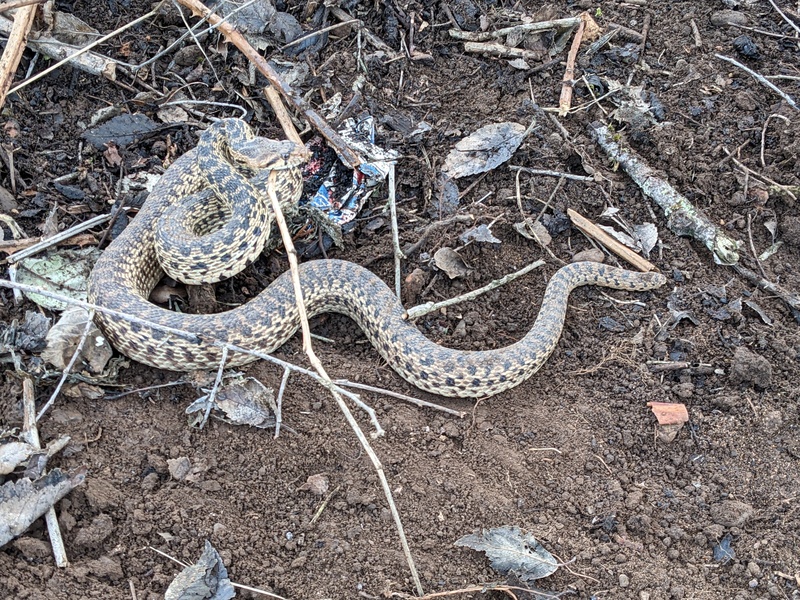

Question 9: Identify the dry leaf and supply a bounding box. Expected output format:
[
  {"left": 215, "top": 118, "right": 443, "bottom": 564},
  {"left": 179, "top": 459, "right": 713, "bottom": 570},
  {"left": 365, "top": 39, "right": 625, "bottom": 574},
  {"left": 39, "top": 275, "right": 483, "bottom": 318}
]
[{"left": 647, "top": 402, "right": 689, "bottom": 425}]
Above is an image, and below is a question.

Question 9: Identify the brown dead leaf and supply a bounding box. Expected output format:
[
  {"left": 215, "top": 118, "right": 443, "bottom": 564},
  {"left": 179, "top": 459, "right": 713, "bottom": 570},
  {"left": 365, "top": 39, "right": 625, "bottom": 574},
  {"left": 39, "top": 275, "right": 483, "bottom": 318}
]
[{"left": 103, "top": 143, "right": 123, "bottom": 167}]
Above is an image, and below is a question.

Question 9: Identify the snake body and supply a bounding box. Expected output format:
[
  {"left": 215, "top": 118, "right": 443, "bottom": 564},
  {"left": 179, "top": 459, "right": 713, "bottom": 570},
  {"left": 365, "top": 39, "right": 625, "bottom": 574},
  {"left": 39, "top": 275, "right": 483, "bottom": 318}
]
[{"left": 88, "top": 119, "right": 666, "bottom": 398}]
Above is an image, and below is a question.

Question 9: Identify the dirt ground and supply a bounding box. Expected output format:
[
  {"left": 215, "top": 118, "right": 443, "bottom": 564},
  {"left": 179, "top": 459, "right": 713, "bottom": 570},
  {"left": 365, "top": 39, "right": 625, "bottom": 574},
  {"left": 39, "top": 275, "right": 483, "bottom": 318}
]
[{"left": 1, "top": 0, "right": 799, "bottom": 598}]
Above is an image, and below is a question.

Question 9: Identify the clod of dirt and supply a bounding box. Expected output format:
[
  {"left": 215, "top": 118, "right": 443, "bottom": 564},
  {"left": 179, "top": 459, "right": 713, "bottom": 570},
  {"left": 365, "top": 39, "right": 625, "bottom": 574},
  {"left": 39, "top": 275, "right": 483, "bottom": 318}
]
[
  {"left": 729, "top": 347, "right": 772, "bottom": 389},
  {"left": 782, "top": 216, "right": 800, "bottom": 246},
  {"left": 710, "top": 499, "right": 754, "bottom": 527},
  {"left": 85, "top": 556, "right": 124, "bottom": 581},
  {"left": 298, "top": 474, "right": 329, "bottom": 495},
  {"left": 73, "top": 513, "right": 114, "bottom": 548},
  {"left": 12, "top": 537, "right": 51, "bottom": 559}
]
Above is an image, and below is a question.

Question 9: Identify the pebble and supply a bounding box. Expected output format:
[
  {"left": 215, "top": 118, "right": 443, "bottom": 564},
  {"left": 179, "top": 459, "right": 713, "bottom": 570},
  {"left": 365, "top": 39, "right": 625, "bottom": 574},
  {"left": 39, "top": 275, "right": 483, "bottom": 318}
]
[
  {"left": 619, "top": 574, "right": 630, "bottom": 588},
  {"left": 167, "top": 456, "right": 191, "bottom": 481},
  {"left": 710, "top": 10, "right": 748, "bottom": 26}
]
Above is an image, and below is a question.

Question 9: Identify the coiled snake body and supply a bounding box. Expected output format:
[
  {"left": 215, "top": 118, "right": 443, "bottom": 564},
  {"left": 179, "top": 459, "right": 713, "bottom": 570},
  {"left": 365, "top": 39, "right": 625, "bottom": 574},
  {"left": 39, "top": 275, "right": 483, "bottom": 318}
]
[{"left": 88, "top": 119, "right": 665, "bottom": 398}]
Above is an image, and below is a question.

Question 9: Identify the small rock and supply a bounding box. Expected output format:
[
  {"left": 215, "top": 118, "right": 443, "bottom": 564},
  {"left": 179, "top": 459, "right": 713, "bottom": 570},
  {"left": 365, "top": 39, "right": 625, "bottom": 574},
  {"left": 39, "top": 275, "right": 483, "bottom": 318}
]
[
  {"left": 619, "top": 574, "right": 630, "bottom": 588},
  {"left": 50, "top": 407, "right": 84, "bottom": 425},
  {"left": 711, "top": 499, "right": 754, "bottom": 527},
  {"left": 572, "top": 248, "right": 605, "bottom": 263},
  {"left": 747, "top": 561, "right": 761, "bottom": 577},
  {"left": 13, "top": 537, "right": 52, "bottom": 559},
  {"left": 710, "top": 10, "right": 748, "bottom": 27},
  {"left": 85, "top": 556, "right": 124, "bottom": 581},
  {"left": 729, "top": 347, "right": 772, "bottom": 389},
  {"left": 167, "top": 457, "right": 192, "bottom": 481}
]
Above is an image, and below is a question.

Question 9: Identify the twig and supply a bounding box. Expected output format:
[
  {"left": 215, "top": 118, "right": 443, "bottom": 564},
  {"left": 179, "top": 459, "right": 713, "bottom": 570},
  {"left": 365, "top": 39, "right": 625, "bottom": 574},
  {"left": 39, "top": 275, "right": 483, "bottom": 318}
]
[
  {"left": 690, "top": 19, "right": 703, "bottom": 47},
  {"left": 328, "top": 5, "right": 399, "bottom": 59},
  {"left": 388, "top": 164, "right": 404, "bottom": 299},
  {"left": 558, "top": 13, "right": 586, "bottom": 116},
  {"left": 637, "top": 12, "right": 651, "bottom": 63},
  {"left": 334, "top": 379, "right": 465, "bottom": 417},
  {"left": 766, "top": 0, "right": 800, "bottom": 36},
  {"left": 265, "top": 123, "right": 422, "bottom": 595},
  {"left": 0, "top": 0, "right": 36, "bottom": 108},
  {"left": 274, "top": 367, "right": 290, "bottom": 438},
  {"left": 760, "top": 113, "right": 791, "bottom": 168},
  {"left": 0, "top": 0, "right": 45, "bottom": 12},
  {"left": 262, "top": 86, "right": 304, "bottom": 146},
  {"left": 722, "top": 145, "right": 797, "bottom": 203},
  {"left": 715, "top": 54, "right": 798, "bottom": 111},
  {"left": 199, "top": 345, "right": 228, "bottom": 429},
  {"left": 406, "top": 259, "right": 545, "bottom": 320},
  {"left": 746, "top": 212, "right": 767, "bottom": 279},
  {"left": 591, "top": 122, "right": 741, "bottom": 265},
  {"left": 509, "top": 165, "right": 594, "bottom": 182},
  {"left": 7, "top": 7, "right": 160, "bottom": 96},
  {"left": 462, "top": 41, "right": 555, "bottom": 62},
  {"left": 22, "top": 378, "right": 69, "bottom": 567},
  {"left": 567, "top": 208, "right": 657, "bottom": 272},
  {"left": 36, "top": 309, "right": 96, "bottom": 422},
  {"left": 591, "top": 452, "right": 613, "bottom": 475},
  {"left": 6, "top": 213, "right": 111, "bottom": 264},
  {"left": 448, "top": 16, "right": 580, "bottom": 42},
  {"left": 175, "top": 0, "right": 363, "bottom": 168},
  {"left": 280, "top": 18, "right": 359, "bottom": 51},
  {"left": 731, "top": 263, "right": 800, "bottom": 312}
]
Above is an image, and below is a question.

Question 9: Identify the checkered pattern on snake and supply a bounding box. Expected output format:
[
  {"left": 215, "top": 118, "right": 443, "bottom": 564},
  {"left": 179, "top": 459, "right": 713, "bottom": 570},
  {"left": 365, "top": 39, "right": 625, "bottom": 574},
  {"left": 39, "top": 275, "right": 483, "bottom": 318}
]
[{"left": 88, "top": 119, "right": 666, "bottom": 398}]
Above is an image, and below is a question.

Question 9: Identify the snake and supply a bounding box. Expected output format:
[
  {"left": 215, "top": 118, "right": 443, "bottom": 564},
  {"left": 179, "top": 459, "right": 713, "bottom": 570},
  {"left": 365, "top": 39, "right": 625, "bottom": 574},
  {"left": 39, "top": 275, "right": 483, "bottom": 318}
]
[{"left": 88, "top": 118, "right": 666, "bottom": 399}]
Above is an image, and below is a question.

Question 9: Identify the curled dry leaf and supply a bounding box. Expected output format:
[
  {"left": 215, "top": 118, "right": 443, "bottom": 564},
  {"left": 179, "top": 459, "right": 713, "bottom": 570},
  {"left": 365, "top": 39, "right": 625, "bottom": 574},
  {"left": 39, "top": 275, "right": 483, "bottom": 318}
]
[
  {"left": 442, "top": 122, "right": 529, "bottom": 179},
  {"left": 433, "top": 247, "right": 471, "bottom": 279},
  {"left": 41, "top": 306, "right": 113, "bottom": 374}
]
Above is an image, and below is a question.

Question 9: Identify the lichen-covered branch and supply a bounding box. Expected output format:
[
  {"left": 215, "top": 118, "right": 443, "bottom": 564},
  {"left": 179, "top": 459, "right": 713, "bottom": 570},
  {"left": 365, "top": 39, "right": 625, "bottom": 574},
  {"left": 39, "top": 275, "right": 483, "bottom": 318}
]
[{"left": 590, "top": 122, "right": 741, "bottom": 265}]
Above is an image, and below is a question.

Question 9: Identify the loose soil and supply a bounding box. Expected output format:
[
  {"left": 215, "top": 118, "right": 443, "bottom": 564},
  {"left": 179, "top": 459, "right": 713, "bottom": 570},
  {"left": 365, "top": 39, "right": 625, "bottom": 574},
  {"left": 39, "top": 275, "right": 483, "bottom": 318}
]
[{"left": 1, "top": 1, "right": 799, "bottom": 599}]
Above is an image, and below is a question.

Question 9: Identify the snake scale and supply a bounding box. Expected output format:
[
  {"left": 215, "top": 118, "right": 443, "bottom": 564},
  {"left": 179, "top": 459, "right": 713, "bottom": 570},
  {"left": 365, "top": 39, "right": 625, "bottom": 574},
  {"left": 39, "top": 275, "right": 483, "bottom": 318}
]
[{"left": 88, "top": 119, "right": 666, "bottom": 398}]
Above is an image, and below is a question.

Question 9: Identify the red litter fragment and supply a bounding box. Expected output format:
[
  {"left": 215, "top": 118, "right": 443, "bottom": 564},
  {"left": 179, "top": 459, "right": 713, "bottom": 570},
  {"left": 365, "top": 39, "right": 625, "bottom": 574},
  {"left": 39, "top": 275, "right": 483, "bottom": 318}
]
[{"left": 646, "top": 402, "right": 689, "bottom": 425}]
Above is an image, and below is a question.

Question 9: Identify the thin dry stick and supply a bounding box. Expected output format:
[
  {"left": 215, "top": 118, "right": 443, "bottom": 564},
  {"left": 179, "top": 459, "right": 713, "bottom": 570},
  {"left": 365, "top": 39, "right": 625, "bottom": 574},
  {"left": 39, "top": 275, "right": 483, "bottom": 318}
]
[
  {"left": 334, "top": 379, "right": 465, "bottom": 417},
  {"left": 558, "top": 13, "right": 586, "bottom": 116},
  {"left": 7, "top": 213, "right": 111, "bottom": 264},
  {"left": 265, "top": 171, "right": 423, "bottom": 595},
  {"left": 7, "top": 7, "right": 160, "bottom": 96},
  {"left": 406, "top": 259, "right": 545, "bottom": 320},
  {"left": 722, "top": 146, "right": 798, "bottom": 202},
  {"left": 22, "top": 378, "right": 69, "bottom": 567},
  {"left": 388, "top": 163, "right": 404, "bottom": 298},
  {"left": 0, "top": 0, "right": 43, "bottom": 13},
  {"left": 274, "top": 367, "right": 290, "bottom": 438},
  {"left": 760, "top": 113, "right": 791, "bottom": 168},
  {"left": 36, "top": 309, "right": 96, "bottom": 422},
  {"left": 199, "top": 345, "right": 228, "bottom": 429},
  {"left": 567, "top": 208, "right": 657, "bottom": 272},
  {"left": 509, "top": 165, "right": 593, "bottom": 182},
  {"left": 175, "top": 0, "right": 362, "bottom": 168},
  {"left": 448, "top": 16, "right": 580, "bottom": 42},
  {"left": 715, "top": 54, "right": 798, "bottom": 110},
  {"left": 0, "top": 0, "right": 36, "bottom": 108},
  {"left": 767, "top": 0, "right": 800, "bottom": 36}
]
